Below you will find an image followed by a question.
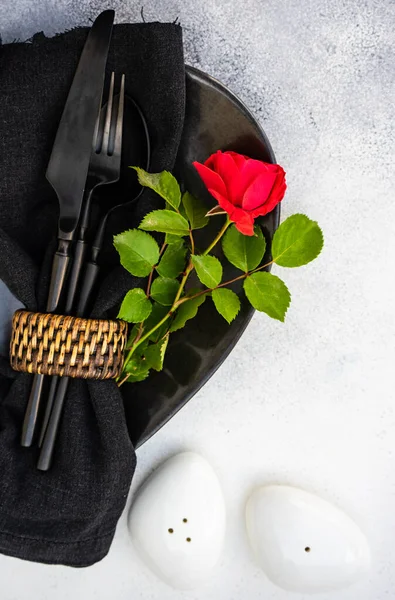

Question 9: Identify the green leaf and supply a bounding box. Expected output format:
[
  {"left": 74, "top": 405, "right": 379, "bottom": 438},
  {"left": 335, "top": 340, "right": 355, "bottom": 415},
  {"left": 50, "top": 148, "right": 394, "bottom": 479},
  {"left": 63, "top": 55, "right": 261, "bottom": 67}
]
[
  {"left": 126, "top": 325, "right": 149, "bottom": 354},
  {"left": 123, "top": 371, "right": 150, "bottom": 383},
  {"left": 156, "top": 240, "right": 187, "bottom": 278},
  {"left": 181, "top": 191, "right": 209, "bottom": 230},
  {"left": 243, "top": 272, "right": 291, "bottom": 322},
  {"left": 170, "top": 294, "right": 207, "bottom": 332},
  {"left": 140, "top": 210, "right": 190, "bottom": 236},
  {"left": 114, "top": 229, "right": 160, "bottom": 277},
  {"left": 117, "top": 288, "right": 152, "bottom": 323},
  {"left": 191, "top": 255, "right": 222, "bottom": 288},
  {"left": 124, "top": 366, "right": 150, "bottom": 383},
  {"left": 144, "top": 335, "right": 169, "bottom": 372},
  {"left": 178, "top": 200, "right": 188, "bottom": 220},
  {"left": 222, "top": 224, "right": 266, "bottom": 272},
  {"left": 133, "top": 167, "right": 181, "bottom": 210},
  {"left": 151, "top": 277, "right": 179, "bottom": 306},
  {"left": 272, "top": 214, "right": 324, "bottom": 267},
  {"left": 165, "top": 232, "right": 184, "bottom": 244},
  {"left": 124, "top": 357, "right": 146, "bottom": 374},
  {"left": 126, "top": 324, "right": 140, "bottom": 347},
  {"left": 124, "top": 352, "right": 150, "bottom": 380},
  {"left": 211, "top": 288, "right": 241, "bottom": 324},
  {"left": 143, "top": 302, "right": 170, "bottom": 342}
]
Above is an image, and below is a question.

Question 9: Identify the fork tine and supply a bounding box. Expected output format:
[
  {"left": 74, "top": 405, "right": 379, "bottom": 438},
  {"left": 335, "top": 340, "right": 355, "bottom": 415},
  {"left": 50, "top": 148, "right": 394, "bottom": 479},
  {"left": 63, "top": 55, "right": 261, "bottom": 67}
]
[
  {"left": 101, "top": 71, "right": 115, "bottom": 155},
  {"left": 113, "top": 74, "right": 125, "bottom": 160}
]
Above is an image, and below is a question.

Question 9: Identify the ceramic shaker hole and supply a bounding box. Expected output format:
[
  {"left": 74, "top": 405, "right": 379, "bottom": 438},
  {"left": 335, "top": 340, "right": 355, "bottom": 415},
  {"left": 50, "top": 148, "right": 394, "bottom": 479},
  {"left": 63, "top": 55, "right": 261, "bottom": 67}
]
[
  {"left": 128, "top": 452, "right": 226, "bottom": 589},
  {"left": 245, "top": 485, "right": 371, "bottom": 593},
  {"left": 168, "top": 522, "right": 191, "bottom": 542}
]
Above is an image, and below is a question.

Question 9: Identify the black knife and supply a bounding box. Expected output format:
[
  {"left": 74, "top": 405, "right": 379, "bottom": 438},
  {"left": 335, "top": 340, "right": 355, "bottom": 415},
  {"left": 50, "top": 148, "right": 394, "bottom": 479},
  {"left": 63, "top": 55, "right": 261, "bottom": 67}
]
[{"left": 21, "top": 10, "right": 115, "bottom": 447}]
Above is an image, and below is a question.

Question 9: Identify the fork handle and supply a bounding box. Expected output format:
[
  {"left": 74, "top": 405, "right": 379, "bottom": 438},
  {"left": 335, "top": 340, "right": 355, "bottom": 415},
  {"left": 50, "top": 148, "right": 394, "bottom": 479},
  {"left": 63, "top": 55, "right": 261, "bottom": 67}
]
[
  {"left": 21, "top": 374, "right": 46, "bottom": 447},
  {"left": 76, "top": 261, "right": 100, "bottom": 316},
  {"left": 64, "top": 240, "right": 87, "bottom": 314},
  {"left": 38, "top": 375, "right": 59, "bottom": 447},
  {"left": 37, "top": 376, "right": 69, "bottom": 471}
]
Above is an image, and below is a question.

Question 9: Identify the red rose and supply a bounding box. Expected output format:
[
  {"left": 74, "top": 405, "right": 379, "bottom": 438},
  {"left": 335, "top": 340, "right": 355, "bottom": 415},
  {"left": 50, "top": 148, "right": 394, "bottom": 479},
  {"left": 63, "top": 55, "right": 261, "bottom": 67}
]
[{"left": 193, "top": 151, "right": 286, "bottom": 236}]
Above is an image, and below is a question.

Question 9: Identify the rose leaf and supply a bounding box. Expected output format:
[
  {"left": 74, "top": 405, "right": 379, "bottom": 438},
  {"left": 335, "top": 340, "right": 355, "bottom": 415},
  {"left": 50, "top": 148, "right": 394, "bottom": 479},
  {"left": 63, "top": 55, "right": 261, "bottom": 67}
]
[
  {"left": 143, "top": 335, "right": 169, "bottom": 372},
  {"left": 156, "top": 239, "right": 187, "bottom": 278},
  {"left": 272, "top": 214, "right": 324, "bottom": 267},
  {"left": 181, "top": 191, "right": 209, "bottom": 230},
  {"left": 170, "top": 294, "right": 207, "bottom": 332},
  {"left": 222, "top": 224, "right": 266, "bottom": 272},
  {"left": 211, "top": 288, "right": 241, "bottom": 324},
  {"left": 117, "top": 288, "right": 152, "bottom": 323},
  {"left": 114, "top": 229, "right": 160, "bottom": 277},
  {"left": 191, "top": 255, "right": 222, "bottom": 288},
  {"left": 150, "top": 277, "right": 180, "bottom": 306},
  {"left": 243, "top": 272, "right": 291, "bottom": 322},
  {"left": 132, "top": 167, "right": 181, "bottom": 210},
  {"left": 140, "top": 210, "right": 190, "bottom": 236}
]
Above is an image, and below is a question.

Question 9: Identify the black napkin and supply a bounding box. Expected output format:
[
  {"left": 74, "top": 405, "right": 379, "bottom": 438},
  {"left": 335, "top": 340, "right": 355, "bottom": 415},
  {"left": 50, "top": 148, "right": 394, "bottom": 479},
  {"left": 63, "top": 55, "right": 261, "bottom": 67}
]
[{"left": 0, "top": 23, "right": 185, "bottom": 566}]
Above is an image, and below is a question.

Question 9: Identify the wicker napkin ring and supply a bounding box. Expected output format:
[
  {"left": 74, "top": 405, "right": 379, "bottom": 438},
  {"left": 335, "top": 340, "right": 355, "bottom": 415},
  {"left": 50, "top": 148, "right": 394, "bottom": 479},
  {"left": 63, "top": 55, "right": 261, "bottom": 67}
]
[{"left": 9, "top": 310, "right": 128, "bottom": 380}]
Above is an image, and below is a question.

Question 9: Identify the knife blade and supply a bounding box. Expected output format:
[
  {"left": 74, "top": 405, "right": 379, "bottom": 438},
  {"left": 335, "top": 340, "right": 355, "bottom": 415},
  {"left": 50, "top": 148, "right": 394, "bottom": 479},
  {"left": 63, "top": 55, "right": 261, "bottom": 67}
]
[
  {"left": 21, "top": 10, "right": 115, "bottom": 448},
  {"left": 46, "top": 9, "right": 115, "bottom": 241}
]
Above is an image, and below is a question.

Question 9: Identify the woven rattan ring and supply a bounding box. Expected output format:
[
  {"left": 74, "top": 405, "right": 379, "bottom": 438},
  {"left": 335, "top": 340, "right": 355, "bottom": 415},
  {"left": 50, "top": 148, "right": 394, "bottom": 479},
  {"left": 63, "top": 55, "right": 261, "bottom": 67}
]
[{"left": 9, "top": 310, "right": 128, "bottom": 380}]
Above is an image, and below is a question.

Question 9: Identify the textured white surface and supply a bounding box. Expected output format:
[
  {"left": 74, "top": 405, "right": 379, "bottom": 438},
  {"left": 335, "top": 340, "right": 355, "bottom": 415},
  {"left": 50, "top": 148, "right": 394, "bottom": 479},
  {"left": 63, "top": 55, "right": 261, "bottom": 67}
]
[{"left": 0, "top": 0, "right": 394, "bottom": 598}]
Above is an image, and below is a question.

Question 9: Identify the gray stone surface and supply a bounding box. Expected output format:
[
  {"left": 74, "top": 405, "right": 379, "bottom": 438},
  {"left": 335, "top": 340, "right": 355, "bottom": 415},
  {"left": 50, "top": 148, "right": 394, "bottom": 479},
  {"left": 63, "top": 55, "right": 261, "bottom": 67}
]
[{"left": 0, "top": 1, "right": 394, "bottom": 599}]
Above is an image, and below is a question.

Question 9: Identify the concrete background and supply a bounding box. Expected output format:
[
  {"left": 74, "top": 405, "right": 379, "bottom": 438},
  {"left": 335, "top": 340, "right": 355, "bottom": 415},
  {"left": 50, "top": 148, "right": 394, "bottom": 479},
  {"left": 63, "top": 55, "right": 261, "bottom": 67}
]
[{"left": 0, "top": 0, "right": 394, "bottom": 598}]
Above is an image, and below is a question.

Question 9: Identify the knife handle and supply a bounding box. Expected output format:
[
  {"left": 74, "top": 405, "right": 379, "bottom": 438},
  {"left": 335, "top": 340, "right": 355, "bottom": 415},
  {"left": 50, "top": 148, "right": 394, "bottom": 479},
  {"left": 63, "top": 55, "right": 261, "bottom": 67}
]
[
  {"left": 36, "top": 240, "right": 86, "bottom": 446},
  {"left": 21, "top": 242, "right": 70, "bottom": 447},
  {"left": 46, "top": 245, "right": 70, "bottom": 313}
]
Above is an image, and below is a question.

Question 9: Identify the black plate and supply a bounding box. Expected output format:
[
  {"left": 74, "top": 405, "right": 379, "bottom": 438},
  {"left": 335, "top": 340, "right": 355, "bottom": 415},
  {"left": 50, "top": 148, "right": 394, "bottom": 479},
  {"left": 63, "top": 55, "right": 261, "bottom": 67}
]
[{"left": 123, "top": 66, "right": 280, "bottom": 448}]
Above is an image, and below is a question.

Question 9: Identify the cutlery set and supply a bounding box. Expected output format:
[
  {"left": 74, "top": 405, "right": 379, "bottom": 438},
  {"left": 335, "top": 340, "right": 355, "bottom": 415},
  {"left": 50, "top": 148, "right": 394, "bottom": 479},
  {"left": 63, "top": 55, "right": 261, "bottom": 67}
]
[{"left": 18, "top": 10, "right": 135, "bottom": 470}]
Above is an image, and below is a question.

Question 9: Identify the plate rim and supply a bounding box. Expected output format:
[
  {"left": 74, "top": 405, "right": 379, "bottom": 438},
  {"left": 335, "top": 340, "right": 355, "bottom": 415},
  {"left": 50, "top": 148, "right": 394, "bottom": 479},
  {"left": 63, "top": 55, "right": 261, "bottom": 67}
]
[{"left": 133, "top": 65, "right": 281, "bottom": 449}]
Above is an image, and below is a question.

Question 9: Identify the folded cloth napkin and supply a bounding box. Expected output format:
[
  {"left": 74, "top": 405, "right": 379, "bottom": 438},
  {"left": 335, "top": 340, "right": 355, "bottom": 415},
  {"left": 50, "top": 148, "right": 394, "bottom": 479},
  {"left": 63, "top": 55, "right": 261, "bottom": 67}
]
[{"left": 0, "top": 22, "right": 185, "bottom": 566}]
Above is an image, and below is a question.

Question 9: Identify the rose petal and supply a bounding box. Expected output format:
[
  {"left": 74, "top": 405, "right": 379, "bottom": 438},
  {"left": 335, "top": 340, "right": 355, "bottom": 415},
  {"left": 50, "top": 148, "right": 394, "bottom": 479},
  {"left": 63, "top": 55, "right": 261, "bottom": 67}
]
[
  {"left": 193, "top": 162, "right": 227, "bottom": 197},
  {"left": 223, "top": 154, "right": 260, "bottom": 206},
  {"left": 252, "top": 170, "right": 287, "bottom": 216},
  {"left": 269, "top": 176, "right": 287, "bottom": 205},
  {"left": 251, "top": 179, "right": 286, "bottom": 217},
  {"left": 214, "top": 152, "right": 241, "bottom": 199},
  {"left": 205, "top": 151, "right": 250, "bottom": 207},
  {"left": 242, "top": 171, "right": 278, "bottom": 211},
  {"left": 233, "top": 211, "right": 255, "bottom": 236},
  {"left": 208, "top": 189, "right": 254, "bottom": 235},
  {"left": 208, "top": 188, "right": 238, "bottom": 215},
  {"left": 226, "top": 151, "right": 248, "bottom": 169},
  {"left": 239, "top": 159, "right": 273, "bottom": 188},
  {"left": 205, "top": 150, "right": 222, "bottom": 170}
]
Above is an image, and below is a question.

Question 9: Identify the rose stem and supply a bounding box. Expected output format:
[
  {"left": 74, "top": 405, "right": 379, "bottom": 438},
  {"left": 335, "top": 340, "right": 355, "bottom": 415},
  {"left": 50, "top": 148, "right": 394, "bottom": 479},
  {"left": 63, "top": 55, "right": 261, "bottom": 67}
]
[
  {"left": 176, "top": 259, "right": 275, "bottom": 306},
  {"left": 118, "top": 373, "right": 131, "bottom": 387},
  {"left": 203, "top": 217, "right": 231, "bottom": 255},
  {"left": 189, "top": 229, "right": 195, "bottom": 255},
  {"left": 119, "top": 218, "right": 232, "bottom": 384}
]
